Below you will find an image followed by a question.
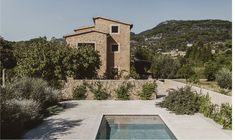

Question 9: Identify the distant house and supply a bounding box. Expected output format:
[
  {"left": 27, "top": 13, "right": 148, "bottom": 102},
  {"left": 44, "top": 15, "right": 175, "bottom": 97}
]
[{"left": 64, "top": 17, "right": 133, "bottom": 77}]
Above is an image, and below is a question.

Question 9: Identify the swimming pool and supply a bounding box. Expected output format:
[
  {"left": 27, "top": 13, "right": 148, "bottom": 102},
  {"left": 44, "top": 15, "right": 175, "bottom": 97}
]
[{"left": 96, "top": 115, "right": 177, "bottom": 140}]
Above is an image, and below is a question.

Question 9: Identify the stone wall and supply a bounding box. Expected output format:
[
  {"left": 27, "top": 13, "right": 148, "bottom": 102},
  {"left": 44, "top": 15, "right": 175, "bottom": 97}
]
[{"left": 62, "top": 78, "right": 157, "bottom": 100}]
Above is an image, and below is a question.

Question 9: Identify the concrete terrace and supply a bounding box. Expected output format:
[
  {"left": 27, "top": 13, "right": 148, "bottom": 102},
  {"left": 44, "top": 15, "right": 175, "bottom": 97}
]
[{"left": 24, "top": 100, "right": 232, "bottom": 140}]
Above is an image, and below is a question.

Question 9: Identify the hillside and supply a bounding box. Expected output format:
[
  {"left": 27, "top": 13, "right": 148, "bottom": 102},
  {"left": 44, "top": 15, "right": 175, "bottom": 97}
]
[{"left": 131, "top": 20, "right": 232, "bottom": 51}]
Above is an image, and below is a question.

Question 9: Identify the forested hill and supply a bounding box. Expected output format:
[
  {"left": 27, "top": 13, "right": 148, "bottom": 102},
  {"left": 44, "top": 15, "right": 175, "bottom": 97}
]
[{"left": 131, "top": 20, "right": 232, "bottom": 51}]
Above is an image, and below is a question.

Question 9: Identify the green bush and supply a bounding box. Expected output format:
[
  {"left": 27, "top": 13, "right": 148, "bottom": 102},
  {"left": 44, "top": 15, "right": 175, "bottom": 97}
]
[
  {"left": 204, "top": 61, "right": 219, "bottom": 81},
  {"left": 139, "top": 82, "right": 157, "bottom": 100},
  {"left": 160, "top": 89, "right": 232, "bottom": 129},
  {"left": 219, "top": 103, "right": 232, "bottom": 129},
  {"left": 219, "top": 89, "right": 231, "bottom": 96},
  {"left": 1, "top": 99, "right": 42, "bottom": 138},
  {"left": 116, "top": 82, "right": 133, "bottom": 100},
  {"left": 160, "top": 86, "right": 200, "bottom": 115},
  {"left": 89, "top": 82, "right": 109, "bottom": 100},
  {"left": 199, "top": 94, "right": 213, "bottom": 117},
  {"left": 8, "top": 77, "right": 61, "bottom": 108},
  {"left": 188, "top": 74, "right": 199, "bottom": 84},
  {"left": 216, "top": 68, "right": 232, "bottom": 89},
  {"left": 0, "top": 77, "right": 61, "bottom": 138},
  {"left": 73, "top": 84, "right": 87, "bottom": 100},
  {"left": 198, "top": 94, "right": 232, "bottom": 129}
]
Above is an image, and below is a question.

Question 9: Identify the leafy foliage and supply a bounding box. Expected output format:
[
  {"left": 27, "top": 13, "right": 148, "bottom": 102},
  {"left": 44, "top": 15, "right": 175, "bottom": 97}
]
[
  {"left": 13, "top": 37, "right": 101, "bottom": 87},
  {"left": 0, "top": 77, "right": 61, "bottom": 138},
  {"left": 219, "top": 103, "right": 232, "bottom": 129},
  {"left": 89, "top": 82, "right": 109, "bottom": 100},
  {"left": 0, "top": 38, "right": 16, "bottom": 69},
  {"left": 160, "top": 86, "right": 200, "bottom": 114},
  {"left": 73, "top": 84, "right": 87, "bottom": 100},
  {"left": 199, "top": 95, "right": 232, "bottom": 129},
  {"left": 177, "top": 64, "right": 195, "bottom": 80},
  {"left": 1, "top": 99, "right": 42, "bottom": 139},
  {"left": 151, "top": 55, "right": 180, "bottom": 78},
  {"left": 188, "top": 74, "right": 199, "bottom": 84},
  {"left": 5, "top": 77, "right": 61, "bottom": 108},
  {"left": 204, "top": 61, "right": 219, "bottom": 81},
  {"left": 160, "top": 87, "right": 232, "bottom": 129},
  {"left": 115, "top": 82, "right": 133, "bottom": 100},
  {"left": 139, "top": 82, "right": 157, "bottom": 100},
  {"left": 216, "top": 68, "right": 232, "bottom": 89}
]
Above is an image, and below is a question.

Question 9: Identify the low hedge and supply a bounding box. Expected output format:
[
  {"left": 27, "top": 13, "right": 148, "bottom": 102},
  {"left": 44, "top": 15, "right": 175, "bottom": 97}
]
[{"left": 159, "top": 86, "right": 232, "bottom": 129}]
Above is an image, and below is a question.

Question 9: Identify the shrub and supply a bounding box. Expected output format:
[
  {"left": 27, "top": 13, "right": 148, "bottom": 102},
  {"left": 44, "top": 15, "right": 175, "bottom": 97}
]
[
  {"left": 116, "top": 82, "right": 133, "bottom": 100},
  {"left": 0, "top": 77, "right": 61, "bottom": 138},
  {"left": 199, "top": 95, "right": 232, "bottom": 129},
  {"left": 89, "top": 82, "right": 109, "bottom": 100},
  {"left": 177, "top": 64, "right": 195, "bottom": 80},
  {"left": 219, "top": 88, "right": 231, "bottom": 96},
  {"left": 1, "top": 99, "right": 42, "bottom": 138},
  {"left": 219, "top": 103, "right": 232, "bottom": 129},
  {"left": 204, "top": 61, "right": 219, "bottom": 81},
  {"left": 188, "top": 74, "right": 199, "bottom": 84},
  {"left": 139, "top": 82, "right": 157, "bottom": 100},
  {"left": 216, "top": 68, "right": 232, "bottom": 89},
  {"left": 151, "top": 55, "right": 180, "bottom": 79},
  {"left": 160, "top": 86, "right": 200, "bottom": 115},
  {"left": 9, "top": 77, "right": 61, "bottom": 108},
  {"left": 199, "top": 94, "right": 213, "bottom": 117},
  {"left": 73, "top": 84, "right": 87, "bottom": 100},
  {"left": 159, "top": 86, "right": 232, "bottom": 129}
]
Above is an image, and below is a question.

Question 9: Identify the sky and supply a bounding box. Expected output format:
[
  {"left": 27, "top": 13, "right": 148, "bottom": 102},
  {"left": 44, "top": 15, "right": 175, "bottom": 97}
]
[{"left": 0, "top": 0, "right": 232, "bottom": 41}]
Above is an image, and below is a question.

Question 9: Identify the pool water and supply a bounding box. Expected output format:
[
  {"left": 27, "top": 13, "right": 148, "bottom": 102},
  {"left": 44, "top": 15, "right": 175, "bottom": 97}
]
[{"left": 96, "top": 115, "right": 177, "bottom": 140}]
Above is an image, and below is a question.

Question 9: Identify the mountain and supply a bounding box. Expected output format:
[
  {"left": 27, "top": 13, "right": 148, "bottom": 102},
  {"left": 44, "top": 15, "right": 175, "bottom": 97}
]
[{"left": 131, "top": 20, "right": 232, "bottom": 51}]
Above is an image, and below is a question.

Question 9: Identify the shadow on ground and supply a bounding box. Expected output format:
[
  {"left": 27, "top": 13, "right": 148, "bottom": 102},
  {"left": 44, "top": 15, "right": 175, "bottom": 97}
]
[
  {"left": 62, "top": 101, "right": 79, "bottom": 109},
  {"left": 156, "top": 95, "right": 166, "bottom": 98},
  {"left": 24, "top": 118, "right": 83, "bottom": 139}
]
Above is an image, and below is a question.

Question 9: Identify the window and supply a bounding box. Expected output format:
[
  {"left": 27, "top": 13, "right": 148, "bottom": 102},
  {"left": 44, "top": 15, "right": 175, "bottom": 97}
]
[
  {"left": 111, "top": 44, "right": 119, "bottom": 52},
  {"left": 111, "top": 25, "right": 119, "bottom": 33},
  {"left": 77, "top": 43, "right": 95, "bottom": 50}
]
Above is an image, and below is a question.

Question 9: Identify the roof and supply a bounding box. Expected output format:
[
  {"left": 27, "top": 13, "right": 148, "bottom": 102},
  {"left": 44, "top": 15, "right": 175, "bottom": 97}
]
[
  {"left": 93, "top": 16, "right": 133, "bottom": 29},
  {"left": 63, "top": 30, "right": 108, "bottom": 38},
  {"left": 74, "top": 26, "right": 95, "bottom": 32}
]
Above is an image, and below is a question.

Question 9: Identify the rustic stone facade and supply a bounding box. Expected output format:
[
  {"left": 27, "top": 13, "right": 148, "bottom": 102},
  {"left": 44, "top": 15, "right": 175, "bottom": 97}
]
[
  {"left": 64, "top": 17, "right": 133, "bottom": 77},
  {"left": 62, "top": 78, "right": 157, "bottom": 100}
]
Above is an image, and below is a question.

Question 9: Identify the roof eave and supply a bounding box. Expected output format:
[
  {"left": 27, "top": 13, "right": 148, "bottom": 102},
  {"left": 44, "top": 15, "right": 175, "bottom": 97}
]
[
  {"left": 63, "top": 30, "right": 108, "bottom": 38},
  {"left": 73, "top": 26, "right": 95, "bottom": 32},
  {"left": 93, "top": 16, "right": 133, "bottom": 29}
]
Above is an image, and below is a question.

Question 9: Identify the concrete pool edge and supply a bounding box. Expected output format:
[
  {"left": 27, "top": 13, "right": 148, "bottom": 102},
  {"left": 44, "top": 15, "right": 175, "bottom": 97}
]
[{"left": 95, "top": 113, "right": 178, "bottom": 140}]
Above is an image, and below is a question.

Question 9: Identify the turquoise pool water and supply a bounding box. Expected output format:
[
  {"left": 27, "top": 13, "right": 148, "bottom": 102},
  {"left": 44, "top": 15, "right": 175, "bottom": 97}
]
[{"left": 96, "top": 115, "right": 177, "bottom": 140}]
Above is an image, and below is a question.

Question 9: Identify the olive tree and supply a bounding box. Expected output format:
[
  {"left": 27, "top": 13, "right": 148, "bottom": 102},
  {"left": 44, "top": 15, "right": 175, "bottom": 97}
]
[{"left": 14, "top": 38, "right": 101, "bottom": 87}]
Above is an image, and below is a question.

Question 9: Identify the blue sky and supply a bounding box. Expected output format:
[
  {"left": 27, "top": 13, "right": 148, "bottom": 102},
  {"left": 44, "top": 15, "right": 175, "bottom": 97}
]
[{"left": 0, "top": 0, "right": 232, "bottom": 41}]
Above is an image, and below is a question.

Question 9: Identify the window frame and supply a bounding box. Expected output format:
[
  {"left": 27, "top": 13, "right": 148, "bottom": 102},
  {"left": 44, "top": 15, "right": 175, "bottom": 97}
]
[
  {"left": 110, "top": 25, "right": 120, "bottom": 34},
  {"left": 111, "top": 43, "right": 120, "bottom": 53}
]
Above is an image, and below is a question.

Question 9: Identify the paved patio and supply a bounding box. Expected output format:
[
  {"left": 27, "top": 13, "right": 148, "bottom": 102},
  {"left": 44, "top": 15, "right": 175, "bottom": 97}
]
[{"left": 24, "top": 100, "right": 231, "bottom": 140}]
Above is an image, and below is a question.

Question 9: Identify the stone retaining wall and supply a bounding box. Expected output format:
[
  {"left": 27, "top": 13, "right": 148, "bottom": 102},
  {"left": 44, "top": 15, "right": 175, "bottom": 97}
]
[{"left": 62, "top": 78, "right": 157, "bottom": 100}]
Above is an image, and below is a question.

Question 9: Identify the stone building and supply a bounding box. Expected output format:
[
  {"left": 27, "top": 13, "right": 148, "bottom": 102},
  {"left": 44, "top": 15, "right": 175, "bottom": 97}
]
[{"left": 64, "top": 17, "right": 133, "bottom": 77}]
